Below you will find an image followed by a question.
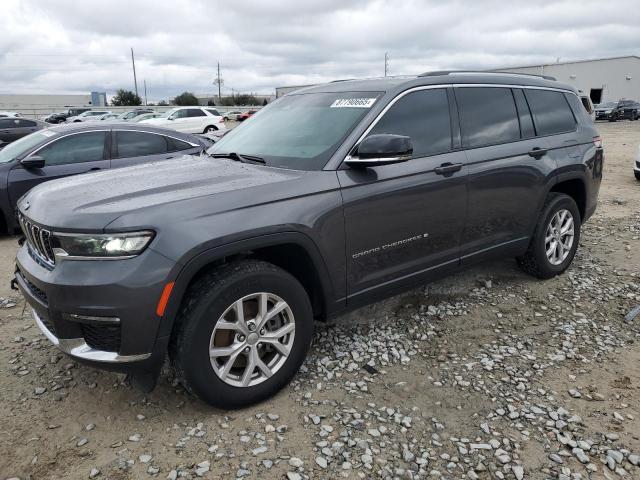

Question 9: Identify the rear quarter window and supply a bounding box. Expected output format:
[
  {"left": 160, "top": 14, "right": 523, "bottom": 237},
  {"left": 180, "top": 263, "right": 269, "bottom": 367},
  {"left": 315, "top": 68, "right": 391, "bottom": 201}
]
[{"left": 524, "top": 89, "right": 576, "bottom": 136}]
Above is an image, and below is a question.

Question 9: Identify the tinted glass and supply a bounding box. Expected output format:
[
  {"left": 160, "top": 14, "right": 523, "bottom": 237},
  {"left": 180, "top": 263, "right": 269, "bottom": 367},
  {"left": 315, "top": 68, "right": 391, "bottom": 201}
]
[
  {"left": 206, "top": 109, "right": 220, "bottom": 116},
  {"left": 513, "top": 89, "right": 535, "bottom": 138},
  {"left": 367, "top": 89, "right": 451, "bottom": 157},
  {"left": 116, "top": 131, "right": 167, "bottom": 158},
  {"left": 37, "top": 132, "right": 106, "bottom": 166},
  {"left": 167, "top": 136, "right": 193, "bottom": 152},
  {"left": 524, "top": 89, "right": 576, "bottom": 136},
  {"left": 18, "top": 119, "right": 37, "bottom": 127},
  {"left": 580, "top": 96, "right": 593, "bottom": 113},
  {"left": 208, "top": 91, "right": 381, "bottom": 170},
  {"left": 187, "top": 109, "right": 206, "bottom": 117},
  {"left": 0, "top": 131, "right": 50, "bottom": 163},
  {"left": 457, "top": 87, "right": 520, "bottom": 148},
  {"left": 171, "top": 109, "right": 188, "bottom": 119},
  {"left": 565, "top": 93, "right": 592, "bottom": 123},
  {"left": 0, "top": 119, "right": 18, "bottom": 128}
]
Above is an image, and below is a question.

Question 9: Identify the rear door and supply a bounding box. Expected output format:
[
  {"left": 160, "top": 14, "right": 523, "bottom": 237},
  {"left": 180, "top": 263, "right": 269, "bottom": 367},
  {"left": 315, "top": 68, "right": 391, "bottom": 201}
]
[
  {"left": 110, "top": 130, "right": 199, "bottom": 168},
  {"left": 7, "top": 131, "right": 109, "bottom": 206},
  {"left": 185, "top": 108, "right": 207, "bottom": 133},
  {"left": 455, "top": 86, "right": 557, "bottom": 263},
  {"left": 338, "top": 87, "right": 467, "bottom": 301}
]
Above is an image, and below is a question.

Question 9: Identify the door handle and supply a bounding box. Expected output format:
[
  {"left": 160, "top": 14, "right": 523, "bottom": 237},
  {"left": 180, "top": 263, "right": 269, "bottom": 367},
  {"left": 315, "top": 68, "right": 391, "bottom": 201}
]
[
  {"left": 434, "top": 162, "right": 463, "bottom": 175},
  {"left": 528, "top": 147, "right": 548, "bottom": 158},
  {"left": 88, "top": 167, "right": 102, "bottom": 172}
]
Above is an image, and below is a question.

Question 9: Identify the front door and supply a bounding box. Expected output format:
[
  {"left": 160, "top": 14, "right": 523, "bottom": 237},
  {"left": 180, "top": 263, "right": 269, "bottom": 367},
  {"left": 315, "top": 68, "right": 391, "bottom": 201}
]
[
  {"left": 8, "top": 130, "right": 110, "bottom": 207},
  {"left": 338, "top": 88, "right": 467, "bottom": 302}
]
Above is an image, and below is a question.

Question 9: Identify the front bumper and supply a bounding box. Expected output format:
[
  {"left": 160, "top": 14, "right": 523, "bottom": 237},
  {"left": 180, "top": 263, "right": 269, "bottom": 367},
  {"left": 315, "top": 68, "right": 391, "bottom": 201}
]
[{"left": 15, "top": 242, "right": 176, "bottom": 374}]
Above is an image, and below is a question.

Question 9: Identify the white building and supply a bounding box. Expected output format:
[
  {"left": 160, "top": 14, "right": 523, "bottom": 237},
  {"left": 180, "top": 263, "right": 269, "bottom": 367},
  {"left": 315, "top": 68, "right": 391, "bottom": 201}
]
[
  {"left": 492, "top": 55, "right": 640, "bottom": 104},
  {"left": 0, "top": 91, "right": 107, "bottom": 117}
]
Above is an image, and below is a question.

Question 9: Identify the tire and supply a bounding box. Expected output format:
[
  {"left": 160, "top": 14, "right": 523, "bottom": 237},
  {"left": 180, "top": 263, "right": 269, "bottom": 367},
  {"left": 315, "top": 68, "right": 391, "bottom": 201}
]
[
  {"left": 635, "top": 171, "right": 640, "bottom": 181},
  {"left": 516, "top": 193, "right": 581, "bottom": 279},
  {"left": 203, "top": 125, "right": 217, "bottom": 133},
  {"left": 169, "top": 260, "right": 313, "bottom": 408}
]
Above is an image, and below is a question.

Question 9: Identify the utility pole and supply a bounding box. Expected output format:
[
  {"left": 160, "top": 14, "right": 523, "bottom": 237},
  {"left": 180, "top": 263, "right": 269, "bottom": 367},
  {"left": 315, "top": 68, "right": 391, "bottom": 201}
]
[
  {"left": 131, "top": 48, "right": 139, "bottom": 97},
  {"left": 384, "top": 52, "right": 389, "bottom": 77},
  {"left": 143, "top": 79, "right": 148, "bottom": 106},
  {"left": 214, "top": 62, "right": 223, "bottom": 101}
]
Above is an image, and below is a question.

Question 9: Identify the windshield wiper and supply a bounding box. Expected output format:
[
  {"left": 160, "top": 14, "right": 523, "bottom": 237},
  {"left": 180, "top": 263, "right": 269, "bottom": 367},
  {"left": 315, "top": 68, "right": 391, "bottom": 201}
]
[{"left": 210, "top": 152, "right": 266, "bottom": 164}]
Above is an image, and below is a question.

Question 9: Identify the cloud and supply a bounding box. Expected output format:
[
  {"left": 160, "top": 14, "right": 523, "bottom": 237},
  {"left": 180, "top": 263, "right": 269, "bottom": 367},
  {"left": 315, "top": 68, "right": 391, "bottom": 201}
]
[{"left": 0, "top": 0, "right": 638, "bottom": 101}]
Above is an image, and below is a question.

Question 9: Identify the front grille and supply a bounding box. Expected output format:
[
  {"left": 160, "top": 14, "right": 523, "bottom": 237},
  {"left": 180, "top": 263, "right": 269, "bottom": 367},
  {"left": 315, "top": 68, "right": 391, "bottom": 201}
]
[
  {"left": 18, "top": 212, "right": 55, "bottom": 267},
  {"left": 81, "top": 324, "right": 121, "bottom": 352}
]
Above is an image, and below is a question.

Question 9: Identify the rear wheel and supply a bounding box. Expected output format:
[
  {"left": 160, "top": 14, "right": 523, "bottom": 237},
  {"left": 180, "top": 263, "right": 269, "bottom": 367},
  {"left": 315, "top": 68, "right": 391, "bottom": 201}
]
[
  {"left": 203, "top": 125, "right": 217, "bottom": 133},
  {"left": 516, "top": 193, "right": 581, "bottom": 279},
  {"left": 170, "top": 260, "right": 313, "bottom": 408},
  {"left": 635, "top": 171, "right": 640, "bottom": 181}
]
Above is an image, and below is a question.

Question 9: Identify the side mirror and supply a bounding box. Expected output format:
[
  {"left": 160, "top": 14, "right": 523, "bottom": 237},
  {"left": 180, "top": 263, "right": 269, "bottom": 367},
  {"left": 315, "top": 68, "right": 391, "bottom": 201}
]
[
  {"left": 345, "top": 134, "right": 413, "bottom": 168},
  {"left": 167, "top": 116, "right": 175, "bottom": 120},
  {"left": 20, "top": 155, "right": 45, "bottom": 169}
]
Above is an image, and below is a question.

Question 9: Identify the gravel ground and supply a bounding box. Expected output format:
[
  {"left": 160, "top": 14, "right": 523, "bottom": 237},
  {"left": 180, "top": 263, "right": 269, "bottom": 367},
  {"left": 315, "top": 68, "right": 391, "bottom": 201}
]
[{"left": 1, "top": 121, "right": 639, "bottom": 480}]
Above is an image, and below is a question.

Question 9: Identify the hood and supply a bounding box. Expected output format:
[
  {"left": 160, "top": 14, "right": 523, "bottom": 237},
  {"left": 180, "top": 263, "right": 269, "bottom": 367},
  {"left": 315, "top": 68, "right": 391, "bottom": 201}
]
[{"left": 19, "top": 155, "right": 306, "bottom": 231}]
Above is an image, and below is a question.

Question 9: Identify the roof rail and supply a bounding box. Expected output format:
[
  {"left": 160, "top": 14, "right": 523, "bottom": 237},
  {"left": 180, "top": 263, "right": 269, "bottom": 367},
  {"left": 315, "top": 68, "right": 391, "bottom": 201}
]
[{"left": 417, "top": 70, "right": 557, "bottom": 81}]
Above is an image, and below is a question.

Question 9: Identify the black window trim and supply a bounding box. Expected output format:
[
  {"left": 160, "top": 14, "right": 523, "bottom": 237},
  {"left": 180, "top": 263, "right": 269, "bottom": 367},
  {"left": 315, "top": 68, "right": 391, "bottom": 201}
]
[{"left": 26, "top": 130, "right": 110, "bottom": 163}]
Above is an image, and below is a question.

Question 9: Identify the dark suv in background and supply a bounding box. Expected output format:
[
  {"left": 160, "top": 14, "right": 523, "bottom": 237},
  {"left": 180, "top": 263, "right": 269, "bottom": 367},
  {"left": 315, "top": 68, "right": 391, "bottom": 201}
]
[
  {"left": 14, "top": 72, "right": 603, "bottom": 408},
  {"left": 595, "top": 99, "right": 639, "bottom": 121}
]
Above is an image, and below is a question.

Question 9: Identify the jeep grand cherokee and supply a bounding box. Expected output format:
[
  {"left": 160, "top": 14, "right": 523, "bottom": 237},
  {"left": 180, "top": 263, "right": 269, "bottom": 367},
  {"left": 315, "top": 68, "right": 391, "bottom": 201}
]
[{"left": 14, "top": 72, "right": 603, "bottom": 408}]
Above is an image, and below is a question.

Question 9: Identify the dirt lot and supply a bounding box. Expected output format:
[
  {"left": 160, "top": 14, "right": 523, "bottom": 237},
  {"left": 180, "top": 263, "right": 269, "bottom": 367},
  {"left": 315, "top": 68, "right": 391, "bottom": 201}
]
[{"left": 1, "top": 122, "right": 639, "bottom": 480}]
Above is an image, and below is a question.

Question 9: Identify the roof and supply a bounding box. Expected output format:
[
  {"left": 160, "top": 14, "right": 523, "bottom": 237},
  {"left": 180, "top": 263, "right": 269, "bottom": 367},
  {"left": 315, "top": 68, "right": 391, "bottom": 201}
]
[
  {"left": 292, "top": 71, "right": 574, "bottom": 96},
  {"left": 490, "top": 55, "right": 640, "bottom": 71}
]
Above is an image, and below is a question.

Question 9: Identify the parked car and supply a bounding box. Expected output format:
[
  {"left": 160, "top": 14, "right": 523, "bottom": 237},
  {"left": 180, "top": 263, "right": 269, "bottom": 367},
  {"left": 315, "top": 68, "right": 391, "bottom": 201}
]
[
  {"left": 0, "top": 111, "right": 22, "bottom": 118},
  {"left": 223, "top": 111, "right": 242, "bottom": 121},
  {"left": 0, "top": 123, "right": 208, "bottom": 232},
  {"left": 0, "top": 117, "right": 48, "bottom": 143},
  {"left": 112, "top": 109, "right": 156, "bottom": 122},
  {"left": 13, "top": 72, "right": 602, "bottom": 408},
  {"left": 133, "top": 112, "right": 162, "bottom": 122},
  {"left": 45, "top": 108, "right": 92, "bottom": 124},
  {"left": 595, "top": 100, "right": 639, "bottom": 121},
  {"left": 66, "top": 110, "right": 113, "bottom": 123},
  {"left": 80, "top": 113, "right": 120, "bottom": 122},
  {"left": 237, "top": 109, "right": 258, "bottom": 121},
  {"left": 634, "top": 145, "right": 640, "bottom": 181},
  {"left": 141, "top": 107, "right": 226, "bottom": 133}
]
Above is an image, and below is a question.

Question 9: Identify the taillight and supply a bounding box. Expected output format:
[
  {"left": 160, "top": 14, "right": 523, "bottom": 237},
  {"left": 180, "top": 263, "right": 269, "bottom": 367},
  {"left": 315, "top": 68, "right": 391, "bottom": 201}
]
[
  {"left": 217, "top": 117, "right": 224, "bottom": 123},
  {"left": 593, "top": 136, "right": 602, "bottom": 148}
]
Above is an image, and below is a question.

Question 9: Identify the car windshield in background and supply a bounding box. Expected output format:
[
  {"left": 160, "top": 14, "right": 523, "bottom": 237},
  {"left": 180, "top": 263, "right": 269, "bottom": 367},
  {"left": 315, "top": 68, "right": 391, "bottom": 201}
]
[
  {"left": 207, "top": 91, "right": 382, "bottom": 170},
  {"left": 598, "top": 102, "right": 617, "bottom": 108},
  {"left": 0, "top": 131, "right": 51, "bottom": 163}
]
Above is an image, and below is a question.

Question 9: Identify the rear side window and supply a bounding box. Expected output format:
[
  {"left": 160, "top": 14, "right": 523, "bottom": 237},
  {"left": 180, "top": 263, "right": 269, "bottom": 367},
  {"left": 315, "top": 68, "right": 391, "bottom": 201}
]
[
  {"left": 0, "top": 118, "right": 18, "bottom": 128},
  {"left": 367, "top": 88, "right": 451, "bottom": 157},
  {"left": 186, "top": 109, "right": 206, "bottom": 117},
  {"left": 565, "top": 93, "right": 592, "bottom": 123},
  {"left": 18, "top": 119, "right": 37, "bottom": 127},
  {"left": 456, "top": 87, "right": 520, "bottom": 148},
  {"left": 37, "top": 132, "right": 107, "bottom": 166},
  {"left": 166, "top": 136, "right": 194, "bottom": 152},
  {"left": 524, "top": 89, "right": 576, "bottom": 136},
  {"left": 580, "top": 96, "right": 593, "bottom": 114},
  {"left": 116, "top": 131, "right": 167, "bottom": 158},
  {"left": 206, "top": 109, "right": 220, "bottom": 116}
]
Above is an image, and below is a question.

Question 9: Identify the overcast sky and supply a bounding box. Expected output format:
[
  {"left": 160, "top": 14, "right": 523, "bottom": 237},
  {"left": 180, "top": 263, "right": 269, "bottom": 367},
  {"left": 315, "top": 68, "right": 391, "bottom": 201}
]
[{"left": 1, "top": 0, "right": 638, "bottom": 101}]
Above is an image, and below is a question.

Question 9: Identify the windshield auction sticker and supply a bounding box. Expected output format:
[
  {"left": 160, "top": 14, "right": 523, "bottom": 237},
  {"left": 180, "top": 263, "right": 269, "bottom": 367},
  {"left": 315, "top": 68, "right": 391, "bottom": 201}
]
[{"left": 330, "top": 98, "right": 376, "bottom": 108}]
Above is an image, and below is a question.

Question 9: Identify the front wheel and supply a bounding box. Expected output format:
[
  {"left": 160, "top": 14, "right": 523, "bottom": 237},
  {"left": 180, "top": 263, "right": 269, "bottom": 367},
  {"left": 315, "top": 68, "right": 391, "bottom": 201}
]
[
  {"left": 516, "top": 193, "right": 581, "bottom": 279},
  {"left": 170, "top": 260, "right": 313, "bottom": 408}
]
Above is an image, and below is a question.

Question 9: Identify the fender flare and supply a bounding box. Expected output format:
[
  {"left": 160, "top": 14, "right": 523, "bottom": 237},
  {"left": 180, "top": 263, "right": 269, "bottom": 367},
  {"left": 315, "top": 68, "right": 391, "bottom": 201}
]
[{"left": 156, "top": 231, "right": 335, "bottom": 338}]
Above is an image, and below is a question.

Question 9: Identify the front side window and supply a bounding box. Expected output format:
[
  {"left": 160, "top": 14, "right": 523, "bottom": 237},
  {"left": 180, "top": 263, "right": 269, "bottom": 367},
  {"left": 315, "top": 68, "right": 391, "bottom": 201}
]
[
  {"left": 171, "top": 109, "right": 188, "bottom": 119},
  {"left": 456, "top": 87, "right": 520, "bottom": 148},
  {"left": 367, "top": 89, "right": 451, "bottom": 157},
  {"left": 524, "top": 89, "right": 576, "bottom": 136},
  {"left": 115, "top": 131, "right": 167, "bottom": 158},
  {"left": 36, "top": 132, "right": 106, "bottom": 166},
  {"left": 208, "top": 91, "right": 381, "bottom": 170}
]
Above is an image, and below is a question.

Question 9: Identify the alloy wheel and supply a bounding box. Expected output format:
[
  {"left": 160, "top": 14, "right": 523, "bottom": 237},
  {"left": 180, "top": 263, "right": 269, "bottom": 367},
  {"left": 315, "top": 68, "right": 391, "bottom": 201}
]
[
  {"left": 545, "top": 209, "right": 574, "bottom": 265},
  {"left": 209, "top": 292, "right": 295, "bottom": 387}
]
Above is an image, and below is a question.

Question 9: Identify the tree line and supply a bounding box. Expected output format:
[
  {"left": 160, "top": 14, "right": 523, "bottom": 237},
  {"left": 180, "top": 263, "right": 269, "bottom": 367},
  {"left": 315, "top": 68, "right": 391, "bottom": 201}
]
[{"left": 111, "top": 89, "right": 268, "bottom": 107}]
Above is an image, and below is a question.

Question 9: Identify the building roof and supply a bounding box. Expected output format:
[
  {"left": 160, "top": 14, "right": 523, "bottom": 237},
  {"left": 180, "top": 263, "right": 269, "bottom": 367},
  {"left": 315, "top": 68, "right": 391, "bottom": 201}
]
[{"left": 490, "top": 55, "right": 640, "bottom": 71}]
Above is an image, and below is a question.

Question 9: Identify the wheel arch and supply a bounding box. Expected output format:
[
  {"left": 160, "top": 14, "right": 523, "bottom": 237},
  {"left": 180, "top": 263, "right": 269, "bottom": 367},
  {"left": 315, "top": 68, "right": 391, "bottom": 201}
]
[
  {"left": 549, "top": 177, "right": 586, "bottom": 221},
  {"left": 157, "top": 232, "right": 334, "bottom": 340}
]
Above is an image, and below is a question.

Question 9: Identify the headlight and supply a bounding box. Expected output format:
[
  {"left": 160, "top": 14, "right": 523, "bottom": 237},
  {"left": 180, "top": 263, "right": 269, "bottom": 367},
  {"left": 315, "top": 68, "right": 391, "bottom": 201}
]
[{"left": 52, "top": 231, "right": 154, "bottom": 259}]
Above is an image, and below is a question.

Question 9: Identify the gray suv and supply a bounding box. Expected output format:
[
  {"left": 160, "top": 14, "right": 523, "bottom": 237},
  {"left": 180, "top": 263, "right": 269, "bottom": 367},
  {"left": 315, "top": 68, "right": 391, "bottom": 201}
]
[{"left": 14, "top": 72, "right": 603, "bottom": 408}]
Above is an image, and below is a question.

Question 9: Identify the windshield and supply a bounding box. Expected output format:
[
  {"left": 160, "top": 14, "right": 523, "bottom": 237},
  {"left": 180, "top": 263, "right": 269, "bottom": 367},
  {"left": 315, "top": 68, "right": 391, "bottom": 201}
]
[
  {"left": 598, "top": 102, "right": 616, "bottom": 108},
  {"left": 207, "top": 91, "right": 381, "bottom": 170},
  {"left": 0, "top": 131, "right": 51, "bottom": 163}
]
